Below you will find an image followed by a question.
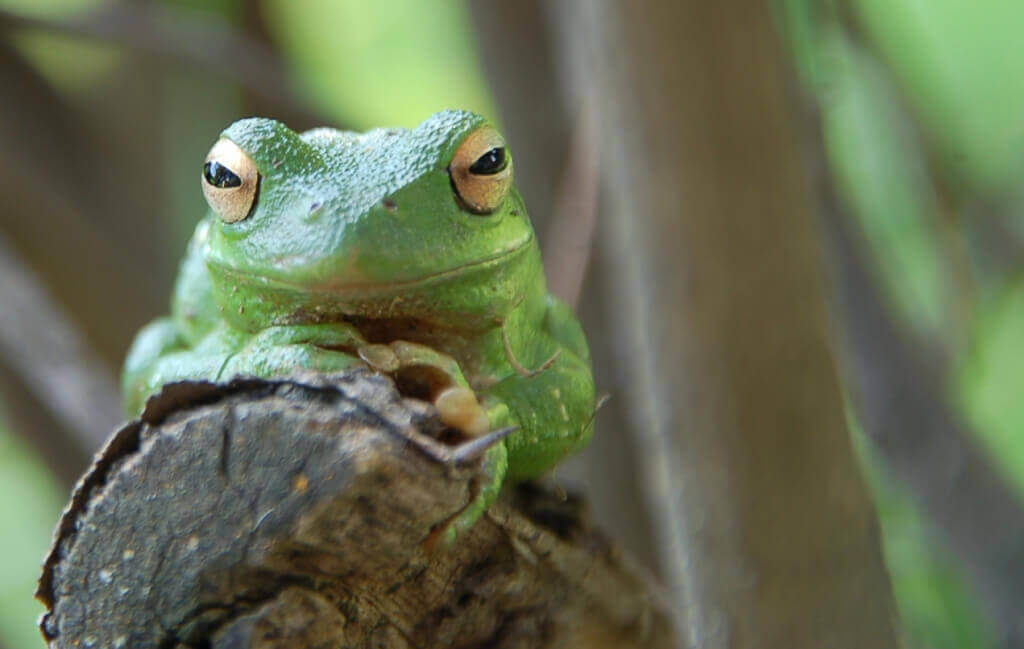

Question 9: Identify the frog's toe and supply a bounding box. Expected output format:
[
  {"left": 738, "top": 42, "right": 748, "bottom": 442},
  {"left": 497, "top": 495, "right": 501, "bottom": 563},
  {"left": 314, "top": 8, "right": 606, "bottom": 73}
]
[
  {"left": 357, "top": 343, "right": 400, "bottom": 372},
  {"left": 435, "top": 386, "right": 490, "bottom": 437},
  {"left": 222, "top": 343, "right": 363, "bottom": 381}
]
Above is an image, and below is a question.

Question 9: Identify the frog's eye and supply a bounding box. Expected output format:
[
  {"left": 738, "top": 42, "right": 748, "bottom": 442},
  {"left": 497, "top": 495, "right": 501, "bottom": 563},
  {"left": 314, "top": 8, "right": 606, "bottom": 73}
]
[
  {"left": 201, "top": 138, "right": 259, "bottom": 223},
  {"left": 449, "top": 126, "right": 513, "bottom": 214}
]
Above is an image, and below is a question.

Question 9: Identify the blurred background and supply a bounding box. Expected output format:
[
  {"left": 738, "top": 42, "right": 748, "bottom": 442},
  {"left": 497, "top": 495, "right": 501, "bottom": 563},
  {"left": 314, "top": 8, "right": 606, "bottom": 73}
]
[{"left": 1, "top": 1, "right": 1022, "bottom": 647}]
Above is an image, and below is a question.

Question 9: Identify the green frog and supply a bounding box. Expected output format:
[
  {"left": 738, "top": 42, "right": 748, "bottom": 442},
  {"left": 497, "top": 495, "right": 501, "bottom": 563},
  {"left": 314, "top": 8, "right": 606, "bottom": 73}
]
[{"left": 123, "top": 110, "right": 595, "bottom": 543}]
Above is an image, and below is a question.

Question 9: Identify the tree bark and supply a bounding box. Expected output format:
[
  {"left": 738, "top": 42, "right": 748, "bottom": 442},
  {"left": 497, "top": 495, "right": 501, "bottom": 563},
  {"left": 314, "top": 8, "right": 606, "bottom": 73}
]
[
  {"left": 552, "top": 2, "right": 902, "bottom": 647},
  {"left": 37, "top": 372, "right": 676, "bottom": 649}
]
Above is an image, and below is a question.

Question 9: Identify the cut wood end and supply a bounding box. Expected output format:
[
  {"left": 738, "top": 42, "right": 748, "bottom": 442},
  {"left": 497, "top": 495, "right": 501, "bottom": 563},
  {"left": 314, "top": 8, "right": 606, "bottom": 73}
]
[{"left": 37, "top": 371, "right": 677, "bottom": 648}]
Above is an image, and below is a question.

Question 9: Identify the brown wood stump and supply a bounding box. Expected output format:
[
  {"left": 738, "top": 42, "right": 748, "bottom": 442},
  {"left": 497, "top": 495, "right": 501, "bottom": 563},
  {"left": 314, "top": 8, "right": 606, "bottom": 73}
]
[{"left": 37, "top": 371, "right": 676, "bottom": 649}]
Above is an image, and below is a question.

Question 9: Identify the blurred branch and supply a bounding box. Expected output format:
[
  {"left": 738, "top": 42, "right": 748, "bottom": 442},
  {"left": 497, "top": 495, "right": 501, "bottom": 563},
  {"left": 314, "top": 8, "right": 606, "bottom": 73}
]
[
  {"left": 816, "top": 155, "right": 1024, "bottom": 645},
  {"left": 0, "top": 27, "right": 153, "bottom": 484},
  {"left": 0, "top": 232, "right": 119, "bottom": 467},
  {"left": 0, "top": 33, "right": 163, "bottom": 364},
  {"left": 543, "top": 105, "right": 600, "bottom": 309},
  {"left": 0, "top": 365, "right": 86, "bottom": 487},
  {"left": 0, "top": 3, "right": 323, "bottom": 123}
]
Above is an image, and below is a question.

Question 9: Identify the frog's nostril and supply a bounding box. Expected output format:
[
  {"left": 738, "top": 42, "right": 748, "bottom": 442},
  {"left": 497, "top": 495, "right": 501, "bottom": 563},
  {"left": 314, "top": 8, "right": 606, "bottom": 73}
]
[{"left": 304, "top": 201, "right": 325, "bottom": 223}]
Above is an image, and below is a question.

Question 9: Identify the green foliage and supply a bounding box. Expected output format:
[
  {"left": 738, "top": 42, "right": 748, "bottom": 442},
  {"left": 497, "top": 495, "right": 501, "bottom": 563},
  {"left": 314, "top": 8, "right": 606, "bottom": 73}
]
[
  {"left": 854, "top": 431, "right": 994, "bottom": 649},
  {"left": 0, "top": 0, "right": 94, "bottom": 16},
  {"left": 833, "top": 5, "right": 1024, "bottom": 646},
  {"left": 0, "top": 416, "right": 66, "bottom": 649},
  {"left": 820, "top": 32, "right": 949, "bottom": 338},
  {"left": 0, "top": 0, "right": 119, "bottom": 95},
  {"left": 821, "top": 50, "right": 993, "bottom": 639},
  {"left": 852, "top": 0, "right": 1024, "bottom": 192},
  {"left": 785, "top": 0, "right": 1024, "bottom": 646},
  {"left": 959, "top": 281, "right": 1024, "bottom": 496},
  {"left": 261, "top": 0, "right": 496, "bottom": 129}
]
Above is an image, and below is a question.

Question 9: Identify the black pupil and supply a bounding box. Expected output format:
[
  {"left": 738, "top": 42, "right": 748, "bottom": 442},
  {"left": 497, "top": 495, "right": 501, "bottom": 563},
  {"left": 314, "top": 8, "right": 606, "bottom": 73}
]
[
  {"left": 468, "top": 147, "right": 508, "bottom": 175},
  {"left": 204, "top": 161, "right": 242, "bottom": 188}
]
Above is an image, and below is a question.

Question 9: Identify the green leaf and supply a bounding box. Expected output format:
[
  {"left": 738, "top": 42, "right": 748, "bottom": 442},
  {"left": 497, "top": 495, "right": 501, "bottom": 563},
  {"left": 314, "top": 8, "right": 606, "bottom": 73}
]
[
  {"left": 0, "top": 419, "right": 67, "bottom": 649},
  {"left": 261, "top": 0, "right": 496, "bottom": 129}
]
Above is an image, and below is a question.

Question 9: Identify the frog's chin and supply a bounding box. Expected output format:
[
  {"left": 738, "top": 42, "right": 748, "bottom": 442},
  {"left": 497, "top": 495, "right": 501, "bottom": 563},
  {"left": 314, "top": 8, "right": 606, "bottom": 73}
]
[
  {"left": 209, "top": 234, "right": 536, "bottom": 330},
  {"left": 308, "top": 233, "right": 533, "bottom": 296}
]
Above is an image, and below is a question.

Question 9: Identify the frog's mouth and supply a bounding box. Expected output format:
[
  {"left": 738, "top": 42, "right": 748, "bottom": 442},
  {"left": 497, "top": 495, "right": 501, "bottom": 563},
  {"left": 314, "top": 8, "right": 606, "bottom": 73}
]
[
  {"left": 292, "top": 232, "right": 532, "bottom": 294},
  {"left": 210, "top": 232, "right": 534, "bottom": 329}
]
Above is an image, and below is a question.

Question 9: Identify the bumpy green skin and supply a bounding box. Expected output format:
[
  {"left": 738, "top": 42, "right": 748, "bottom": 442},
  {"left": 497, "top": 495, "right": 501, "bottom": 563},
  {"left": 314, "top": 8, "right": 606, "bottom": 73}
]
[{"left": 123, "top": 110, "right": 595, "bottom": 541}]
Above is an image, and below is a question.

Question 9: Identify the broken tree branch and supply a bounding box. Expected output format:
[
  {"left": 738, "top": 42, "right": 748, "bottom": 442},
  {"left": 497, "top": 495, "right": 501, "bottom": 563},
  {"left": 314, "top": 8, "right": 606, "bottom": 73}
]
[
  {"left": 38, "top": 371, "right": 676, "bottom": 649},
  {"left": 0, "top": 4, "right": 321, "bottom": 123}
]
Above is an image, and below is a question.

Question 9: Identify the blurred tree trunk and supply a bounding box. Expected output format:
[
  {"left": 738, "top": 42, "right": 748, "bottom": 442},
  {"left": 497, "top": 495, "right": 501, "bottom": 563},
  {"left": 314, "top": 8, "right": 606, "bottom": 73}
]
[{"left": 549, "top": 2, "right": 901, "bottom": 646}]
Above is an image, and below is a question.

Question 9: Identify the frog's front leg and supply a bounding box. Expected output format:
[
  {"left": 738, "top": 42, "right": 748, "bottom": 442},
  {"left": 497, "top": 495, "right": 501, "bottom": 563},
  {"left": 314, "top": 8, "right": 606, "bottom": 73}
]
[
  {"left": 122, "top": 317, "right": 196, "bottom": 414},
  {"left": 483, "top": 343, "right": 596, "bottom": 483},
  {"left": 357, "top": 340, "right": 491, "bottom": 438},
  {"left": 346, "top": 338, "right": 510, "bottom": 549},
  {"left": 426, "top": 347, "right": 594, "bottom": 547},
  {"left": 219, "top": 322, "right": 368, "bottom": 380},
  {"left": 428, "top": 440, "right": 509, "bottom": 550},
  {"left": 421, "top": 351, "right": 592, "bottom": 545}
]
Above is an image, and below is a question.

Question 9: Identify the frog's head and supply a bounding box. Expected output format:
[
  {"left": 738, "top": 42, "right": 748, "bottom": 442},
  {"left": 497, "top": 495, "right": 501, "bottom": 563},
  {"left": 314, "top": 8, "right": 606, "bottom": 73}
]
[{"left": 198, "top": 110, "right": 542, "bottom": 333}]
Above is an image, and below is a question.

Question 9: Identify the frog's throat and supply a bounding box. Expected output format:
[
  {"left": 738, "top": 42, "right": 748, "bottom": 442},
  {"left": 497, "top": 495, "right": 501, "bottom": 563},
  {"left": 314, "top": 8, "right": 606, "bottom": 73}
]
[{"left": 211, "top": 232, "right": 533, "bottom": 298}]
